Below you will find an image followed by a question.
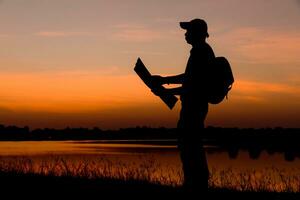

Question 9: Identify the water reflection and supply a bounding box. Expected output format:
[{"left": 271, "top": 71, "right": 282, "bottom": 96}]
[{"left": 0, "top": 141, "right": 300, "bottom": 191}]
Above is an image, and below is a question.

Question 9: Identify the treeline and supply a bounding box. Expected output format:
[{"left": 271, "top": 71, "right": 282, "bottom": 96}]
[
  {"left": 201, "top": 127, "right": 300, "bottom": 161},
  {"left": 0, "top": 125, "right": 177, "bottom": 141},
  {"left": 0, "top": 124, "right": 299, "bottom": 141},
  {"left": 1, "top": 125, "right": 300, "bottom": 160}
]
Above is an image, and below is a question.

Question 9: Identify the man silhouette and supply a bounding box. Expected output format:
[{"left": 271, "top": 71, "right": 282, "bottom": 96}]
[{"left": 152, "top": 18, "right": 215, "bottom": 193}]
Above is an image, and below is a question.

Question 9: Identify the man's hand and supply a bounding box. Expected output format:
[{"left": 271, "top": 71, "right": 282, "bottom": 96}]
[
  {"left": 151, "top": 75, "right": 165, "bottom": 86},
  {"left": 151, "top": 87, "right": 167, "bottom": 96}
]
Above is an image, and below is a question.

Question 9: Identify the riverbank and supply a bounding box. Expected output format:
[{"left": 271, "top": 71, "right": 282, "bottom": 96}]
[{"left": 1, "top": 172, "right": 299, "bottom": 199}]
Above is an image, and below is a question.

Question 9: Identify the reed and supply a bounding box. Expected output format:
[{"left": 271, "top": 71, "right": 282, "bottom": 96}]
[{"left": 0, "top": 155, "right": 299, "bottom": 192}]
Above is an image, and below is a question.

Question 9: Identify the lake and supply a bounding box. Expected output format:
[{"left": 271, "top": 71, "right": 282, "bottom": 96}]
[{"left": 0, "top": 140, "right": 299, "bottom": 191}]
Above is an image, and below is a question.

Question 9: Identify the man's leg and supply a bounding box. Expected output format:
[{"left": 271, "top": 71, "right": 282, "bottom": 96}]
[
  {"left": 178, "top": 103, "right": 209, "bottom": 192},
  {"left": 178, "top": 132, "right": 209, "bottom": 192}
]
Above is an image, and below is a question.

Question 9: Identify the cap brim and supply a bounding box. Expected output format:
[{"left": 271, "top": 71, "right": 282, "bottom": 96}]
[{"left": 180, "top": 22, "right": 189, "bottom": 29}]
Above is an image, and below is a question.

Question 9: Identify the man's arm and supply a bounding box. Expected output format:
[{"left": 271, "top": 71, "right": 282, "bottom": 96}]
[
  {"left": 152, "top": 86, "right": 183, "bottom": 96},
  {"left": 152, "top": 73, "right": 185, "bottom": 85},
  {"left": 164, "top": 74, "right": 185, "bottom": 84},
  {"left": 165, "top": 87, "right": 183, "bottom": 95}
]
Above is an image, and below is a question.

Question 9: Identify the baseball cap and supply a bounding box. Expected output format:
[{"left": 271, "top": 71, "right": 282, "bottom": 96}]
[{"left": 180, "top": 18, "right": 209, "bottom": 37}]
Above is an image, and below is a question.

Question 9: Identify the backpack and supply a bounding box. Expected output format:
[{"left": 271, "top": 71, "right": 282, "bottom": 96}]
[{"left": 207, "top": 57, "right": 234, "bottom": 104}]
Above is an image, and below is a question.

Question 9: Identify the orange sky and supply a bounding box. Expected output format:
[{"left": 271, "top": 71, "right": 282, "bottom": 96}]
[{"left": 0, "top": 0, "right": 300, "bottom": 129}]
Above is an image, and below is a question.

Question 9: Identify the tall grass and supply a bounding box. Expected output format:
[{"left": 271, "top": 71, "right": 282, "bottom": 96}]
[
  {"left": 0, "top": 155, "right": 300, "bottom": 192},
  {"left": 0, "top": 155, "right": 182, "bottom": 187},
  {"left": 209, "top": 167, "right": 300, "bottom": 193}
]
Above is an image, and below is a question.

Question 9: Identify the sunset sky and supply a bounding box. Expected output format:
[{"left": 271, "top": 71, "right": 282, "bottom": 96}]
[{"left": 0, "top": 0, "right": 300, "bottom": 129}]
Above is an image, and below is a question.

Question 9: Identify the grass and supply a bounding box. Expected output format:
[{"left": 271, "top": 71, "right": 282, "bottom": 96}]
[
  {"left": 209, "top": 167, "right": 300, "bottom": 193},
  {"left": 0, "top": 155, "right": 300, "bottom": 198},
  {"left": 0, "top": 155, "right": 182, "bottom": 186}
]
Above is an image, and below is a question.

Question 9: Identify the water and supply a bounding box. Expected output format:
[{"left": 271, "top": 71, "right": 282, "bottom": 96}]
[
  {"left": 0, "top": 140, "right": 299, "bottom": 167},
  {"left": 0, "top": 140, "right": 300, "bottom": 190}
]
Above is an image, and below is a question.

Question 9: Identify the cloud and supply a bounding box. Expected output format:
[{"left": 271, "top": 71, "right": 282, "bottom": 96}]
[
  {"left": 236, "top": 79, "right": 300, "bottom": 94},
  {"left": 121, "top": 50, "right": 166, "bottom": 56},
  {"left": 112, "top": 24, "right": 163, "bottom": 42},
  {"left": 0, "top": 106, "right": 12, "bottom": 113},
  {"left": 55, "top": 66, "right": 126, "bottom": 76},
  {"left": 213, "top": 27, "right": 300, "bottom": 65},
  {"left": 231, "top": 79, "right": 300, "bottom": 104},
  {"left": 35, "top": 31, "right": 94, "bottom": 37},
  {"left": 232, "top": 95, "right": 266, "bottom": 103},
  {"left": 287, "top": 75, "right": 300, "bottom": 86},
  {"left": 0, "top": 70, "right": 153, "bottom": 113},
  {"left": 153, "top": 17, "right": 177, "bottom": 23}
]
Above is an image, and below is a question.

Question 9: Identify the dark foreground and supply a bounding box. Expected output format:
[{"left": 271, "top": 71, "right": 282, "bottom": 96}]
[{"left": 0, "top": 172, "right": 298, "bottom": 199}]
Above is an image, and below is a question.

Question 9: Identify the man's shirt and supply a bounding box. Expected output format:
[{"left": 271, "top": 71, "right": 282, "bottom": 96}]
[{"left": 181, "top": 42, "right": 215, "bottom": 104}]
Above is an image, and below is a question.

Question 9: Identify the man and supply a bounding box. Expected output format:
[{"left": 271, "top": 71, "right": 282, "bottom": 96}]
[{"left": 152, "top": 18, "right": 215, "bottom": 193}]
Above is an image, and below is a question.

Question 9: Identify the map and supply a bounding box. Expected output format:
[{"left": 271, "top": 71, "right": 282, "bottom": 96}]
[{"left": 134, "top": 58, "right": 178, "bottom": 110}]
